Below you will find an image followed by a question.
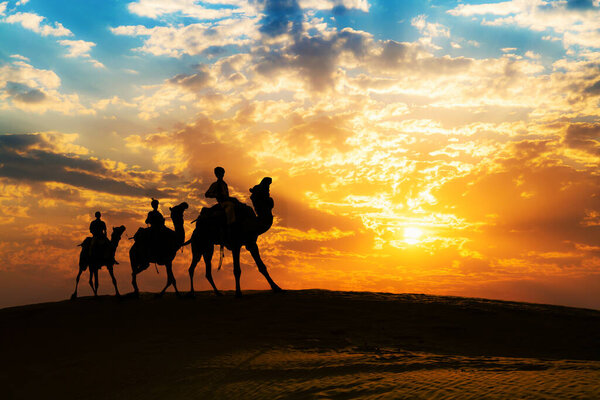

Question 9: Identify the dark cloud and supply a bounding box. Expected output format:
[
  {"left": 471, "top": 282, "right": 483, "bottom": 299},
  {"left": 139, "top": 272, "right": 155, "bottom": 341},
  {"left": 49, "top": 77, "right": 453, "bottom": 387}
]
[
  {"left": 252, "top": 0, "right": 373, "bottom": 90},
  {"left": 0, "top": 134, "right": 170, "bottom": 198},
  {"left": 584, "top": 80, "right": 600, "bottom": 95},
  {"left": 201, "top": 45, "right": 227, "bottom": 58},
  {"left": 564, "top": 123, "right": 600, "bottom": 155},
  {"left": 289, "top": 35, "right": 338, "bottom": 89},
  {"left": 258, "top": 0, "right": 302, "bottom": 37},
  {"left": 168, "top": 65, "right": 211, "bottom": 91},
  {"left": 255, "top": 28, "right": 370, "bottom": 91},
  {"left": 378, "top": 40, "right": 411, "bottom": 68},
  {"left": 5, "top": 82, "right": 46, "bottom": 104}
]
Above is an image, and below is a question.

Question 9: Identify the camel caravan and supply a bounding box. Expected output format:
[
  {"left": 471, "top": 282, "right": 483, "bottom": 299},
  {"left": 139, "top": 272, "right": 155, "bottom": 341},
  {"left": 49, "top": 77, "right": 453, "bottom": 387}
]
[{"left": 71, "top": 167, "right": 282, "bottom": 299}]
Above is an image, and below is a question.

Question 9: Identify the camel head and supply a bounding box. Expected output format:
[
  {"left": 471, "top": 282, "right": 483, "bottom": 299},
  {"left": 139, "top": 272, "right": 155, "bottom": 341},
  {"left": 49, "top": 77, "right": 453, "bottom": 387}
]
[
  {"left": 169, "top": 202, "right": 189, "bottom": 225},
  {"left": 110, "top": 225, "right": 126, "bottom": 244},
  {"left": 250, "top": 177, "right": 274, "bottom": 214}
]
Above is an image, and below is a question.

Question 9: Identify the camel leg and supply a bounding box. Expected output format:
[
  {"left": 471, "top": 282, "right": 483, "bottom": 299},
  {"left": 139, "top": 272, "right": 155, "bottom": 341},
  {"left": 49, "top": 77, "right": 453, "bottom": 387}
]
[
  {"left": 188, "top": 255, "right": 200, "bottom": 295},
  {"left": 88, "top": 269, "right": 97, "bottom": 296},
  {"left": 204, "top": 247, "right": 220, "bottom": 296},
  {"left": 107, "top": 265, "right": 120, "bottom": 297},
  {"left": 93, "top": 269, "right": 99, "bottom": 295},
  {"left": 170, "top": 262, "right": 179, "bottom": 296},
  {"left": 160, "top": 262, "right": 179, "bottom": 296},
  {"left": 71, "top": 268, "right": 83, "bottom": 299},
  {"left": 131, "top": 269, "right": 140, "bottom": 296},
  {"left": 130, "top": 250, "right": 140, "bottom": 297},
  {"left": 159, "top": 265, "right": 171, "bottom": 296},
  {"left": 232, "top": 247, "right": 242, "bottom": 297},
  {"left": 246, "top": 243, "right": 282, "bottom": 292}
]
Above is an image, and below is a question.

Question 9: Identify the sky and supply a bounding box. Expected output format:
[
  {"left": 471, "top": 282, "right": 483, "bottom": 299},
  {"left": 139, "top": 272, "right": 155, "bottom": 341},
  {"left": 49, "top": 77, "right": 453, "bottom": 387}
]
[{"left": 1, "top": 0, "right": 599, "bottom": 309}]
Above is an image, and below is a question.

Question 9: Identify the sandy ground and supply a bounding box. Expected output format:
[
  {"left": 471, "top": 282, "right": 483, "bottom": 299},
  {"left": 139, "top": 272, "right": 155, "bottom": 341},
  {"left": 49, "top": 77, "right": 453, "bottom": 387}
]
[{"left": 1, "top": 289, "right": 599, "bottom": 399}]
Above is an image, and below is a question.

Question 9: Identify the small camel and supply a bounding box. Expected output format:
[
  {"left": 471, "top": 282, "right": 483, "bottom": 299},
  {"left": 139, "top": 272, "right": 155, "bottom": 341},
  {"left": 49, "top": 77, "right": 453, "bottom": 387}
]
[
  {"left": 71, "top": 225, "right": 126, "bottom": 299},
  {"left": 186, "top": 177, "right": 281, "bottom": 297},
  {"left": 130, "top": 202, "right": 188, "bottom": 296}
]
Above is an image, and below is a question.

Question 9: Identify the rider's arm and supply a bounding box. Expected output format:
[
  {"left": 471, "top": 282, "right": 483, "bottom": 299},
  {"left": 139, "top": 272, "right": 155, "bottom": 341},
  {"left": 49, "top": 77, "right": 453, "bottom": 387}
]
[{"left": 205, "top": 182, "right": 218, "bottom": 198}]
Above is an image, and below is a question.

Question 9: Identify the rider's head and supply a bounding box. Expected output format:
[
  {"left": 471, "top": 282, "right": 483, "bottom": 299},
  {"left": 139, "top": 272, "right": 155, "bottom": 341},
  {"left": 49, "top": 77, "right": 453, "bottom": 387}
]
[
  {"left": 214, "top": 166, "right": 225, "bottom": 179},
  {"left": 151, "top": 198, "right": 159, "bottom": 210},
  {"left": 95, "top": 211, "right": 101, "bottom": 219}
]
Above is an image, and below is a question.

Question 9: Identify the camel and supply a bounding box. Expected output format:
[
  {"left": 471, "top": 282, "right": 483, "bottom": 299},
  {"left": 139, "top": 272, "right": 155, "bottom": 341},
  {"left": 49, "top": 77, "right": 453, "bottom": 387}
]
[
  {"left": 71, "top": 225, "right": 126, "bottom": 299},
  {"left": 187, "top": 177, "right": 282, "bottom": 297},
  {"left": 129, "top": 202, "right": 188, "bottom": 296}
]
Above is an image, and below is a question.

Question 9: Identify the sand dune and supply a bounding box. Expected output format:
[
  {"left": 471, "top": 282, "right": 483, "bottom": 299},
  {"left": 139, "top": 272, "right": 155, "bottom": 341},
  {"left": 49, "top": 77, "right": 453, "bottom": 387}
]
[{"left": 1, "top": 290, "right": 599, "bottom": 399}]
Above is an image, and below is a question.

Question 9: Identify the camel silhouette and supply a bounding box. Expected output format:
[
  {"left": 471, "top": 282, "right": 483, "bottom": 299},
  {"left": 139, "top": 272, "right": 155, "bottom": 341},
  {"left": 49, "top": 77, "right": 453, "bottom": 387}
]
[
  {"left": 187, "top": 177, "right": 282, "bottom": 297},
  {"left": 71, "top": 225, "right": 126, "bottom": 299},
  {"left": 130, "top": 202, "right": 188, "bottom": 296}
]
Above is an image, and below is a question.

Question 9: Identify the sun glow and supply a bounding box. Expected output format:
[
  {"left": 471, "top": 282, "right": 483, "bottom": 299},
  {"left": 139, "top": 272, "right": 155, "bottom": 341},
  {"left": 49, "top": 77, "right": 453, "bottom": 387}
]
[{"left": 404, "top": 227, "right": 423, "bottom": 245}]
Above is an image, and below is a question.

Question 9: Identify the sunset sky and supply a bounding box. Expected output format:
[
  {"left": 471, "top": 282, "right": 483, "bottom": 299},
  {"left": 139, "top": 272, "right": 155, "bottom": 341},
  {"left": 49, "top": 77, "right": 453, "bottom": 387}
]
[{"left": 1, "top": 0, "right": 599, "bottom": 309}]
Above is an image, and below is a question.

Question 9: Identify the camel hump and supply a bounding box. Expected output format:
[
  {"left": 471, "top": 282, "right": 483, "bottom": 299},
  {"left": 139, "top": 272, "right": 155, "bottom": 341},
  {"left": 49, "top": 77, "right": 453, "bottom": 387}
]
[
  {"left": 133, "top": 227, "right": 148, "bottom": 242},
  {"left": 234, "top": 201, "right": 256, "bottom": 221}
]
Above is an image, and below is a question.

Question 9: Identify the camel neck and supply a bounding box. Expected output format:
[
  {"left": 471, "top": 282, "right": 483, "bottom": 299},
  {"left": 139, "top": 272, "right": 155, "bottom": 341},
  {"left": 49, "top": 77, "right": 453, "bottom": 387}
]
[{"left": 172, "top": 217, "right": 185, "bottom": 245}]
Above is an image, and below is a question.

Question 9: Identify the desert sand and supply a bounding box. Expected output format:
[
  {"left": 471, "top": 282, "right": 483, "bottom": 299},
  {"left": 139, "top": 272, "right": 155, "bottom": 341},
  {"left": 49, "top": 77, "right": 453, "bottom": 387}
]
[{"left": 1, "top": 289, "right": 599, "bottom": 399}]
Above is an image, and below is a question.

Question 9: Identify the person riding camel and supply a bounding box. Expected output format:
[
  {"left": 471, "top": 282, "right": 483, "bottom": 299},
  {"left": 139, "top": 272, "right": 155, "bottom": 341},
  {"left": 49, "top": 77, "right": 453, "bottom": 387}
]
[
  {"left": 89, "top": 211, "right": 116, "bottom": 263},
  {"left": 145, "top": 199, "right": 166, "bottom": 257},
  {"left": 146, "top": 198, "right": 165, "bottom": 229},
  {"left": 205, "top": 166, "right": 235, "bottom": 242}
]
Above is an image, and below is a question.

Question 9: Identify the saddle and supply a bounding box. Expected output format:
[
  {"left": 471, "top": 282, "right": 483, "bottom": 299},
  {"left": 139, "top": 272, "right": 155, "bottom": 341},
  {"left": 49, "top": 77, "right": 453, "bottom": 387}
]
[
  {"left": 196, "top": 198, "right": 256, "bottom": 246},
  {"left": 133, "top": 226, "right": 176, "bottom": 263},
  {"left": 199, "top": 198, "right": 256, "bottom": 222},
  {"left": 90, "top": 236, "right": 113, "bottom": 260}
]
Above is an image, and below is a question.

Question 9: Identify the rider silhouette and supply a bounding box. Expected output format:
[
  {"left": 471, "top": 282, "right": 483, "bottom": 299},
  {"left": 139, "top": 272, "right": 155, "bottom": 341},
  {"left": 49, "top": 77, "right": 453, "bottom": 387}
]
[
  {"left": 205, "top": 167, "right": 235, "bottom": 243},
  {"left": 146, "top": 198, "right": 165, "bottom": 229},
  {"left": 206, "top": 167, "right": 235, "bottom": 224},
  {"left": 145, "top": 199, "right": 165, "bottom": 257},
  {"left": 90, "top": 211, "right": 107, "bottom": 238},
  {"left": 89, "top": 211, "right": 115, "bottom": 263}
]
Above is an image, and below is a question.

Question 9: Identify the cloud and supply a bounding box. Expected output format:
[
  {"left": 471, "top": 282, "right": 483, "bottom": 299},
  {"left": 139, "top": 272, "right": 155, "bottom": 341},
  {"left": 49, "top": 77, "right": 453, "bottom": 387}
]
[
  {"left": 111, "top": 17, "right": 257, "bottom": 57},
  {"left": 254, "top": 26, "right": 371, "bottom": 91},
  {"left": 127, "top": 0, "right": 249, "bottom": 20},
  {"left": 585, "top": 80, "right": 600, "bottom": 95},
  {"left": 0, "top": 60, "right": 93, "bottom": 114},
  {"left": 0, "top": 2, "right": 7, "bottom": 16},
  {"left": 0, "top": 133, "right": 171, "bottom": 198},
  {"left": 564, "top": 123, "right": 600, "bottom": 155},
  {"left": 258, "top": 0, "right": 303, "bottom": 37},
  {"left": 168, "top": 65, "right": 212, "bottom": 91},
  {"left": 5, "top": 81, "right": 46, "bottom": 103},
  {"left": 58, "top": 39, "right": 105, "bottom": 68},
  {"left": 448, "top": 0, "right": 600, "bottom": 49},
  {"left": 411, "top": 14, "right": 450, "bottom": 38},
  {"left": 59, "top": 39, "right": 95, "bottom": 57},
  {"left": 299, "top": 0, "right": 370, "bottom": 12},
  {"left": 5, "top": 12, "right": 73, "bottom": 37},
  {"left": 448, "top": 1, "right": 524, "bottom": 16},
  {"left": 9, "top": 54, "right": 30, "bottom": 61}
]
